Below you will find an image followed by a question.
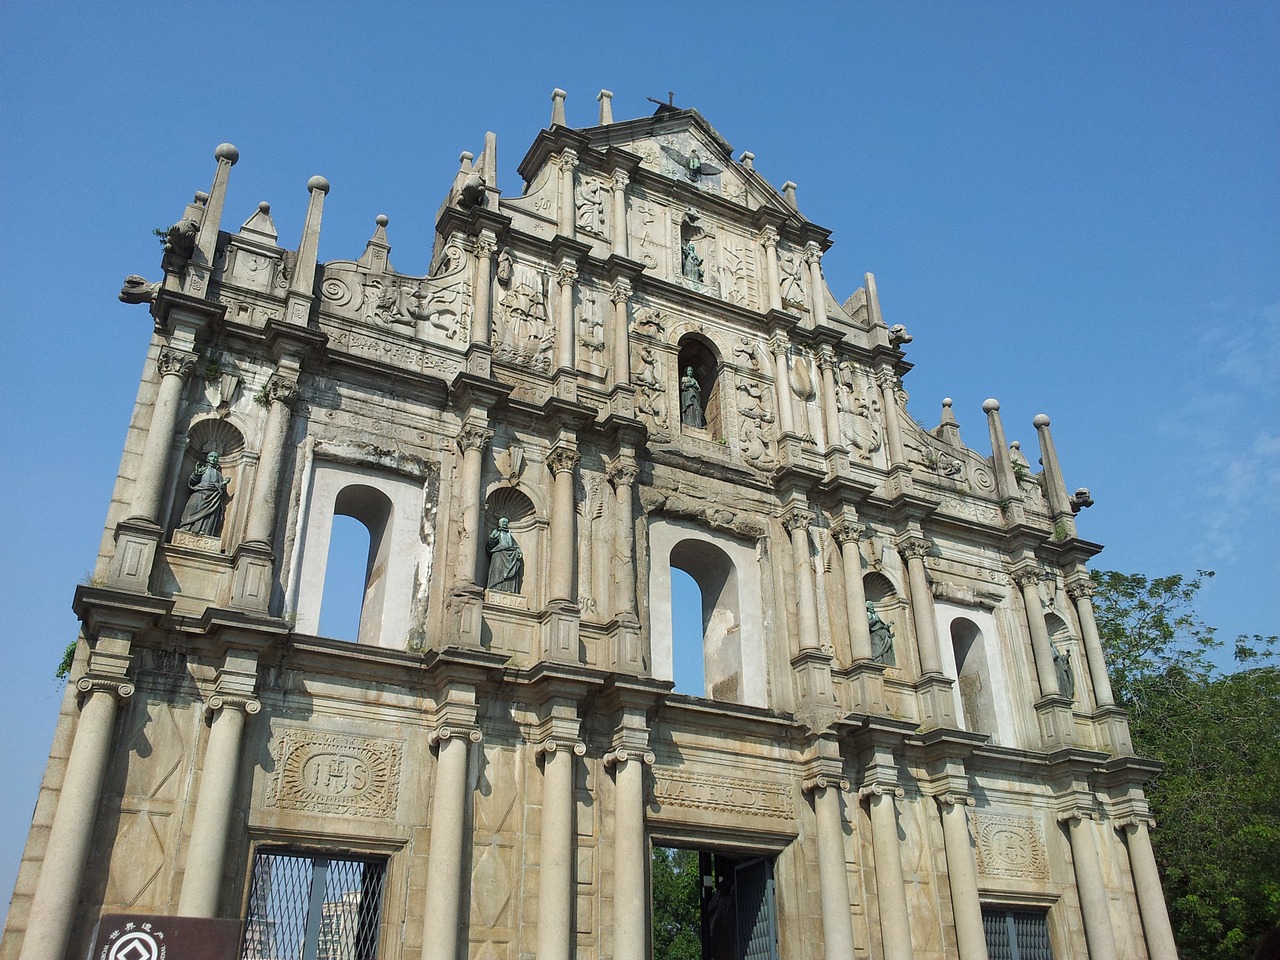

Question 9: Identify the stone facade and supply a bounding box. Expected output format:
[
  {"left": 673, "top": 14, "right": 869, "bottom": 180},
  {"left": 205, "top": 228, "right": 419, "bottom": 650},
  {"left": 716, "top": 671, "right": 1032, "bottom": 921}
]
[{"left": 2, "top": 93, "right": 1178, "bottom": 960}]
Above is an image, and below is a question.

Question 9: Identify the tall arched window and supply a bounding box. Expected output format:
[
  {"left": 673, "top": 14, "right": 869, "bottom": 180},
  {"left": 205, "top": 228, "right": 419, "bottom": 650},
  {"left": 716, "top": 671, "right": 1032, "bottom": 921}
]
[
  {"left": 670, "top": 538, "right": 741, "bottom": 703},
  {"left": 677, "top": 335, "right": 722, "bottom": 439}
]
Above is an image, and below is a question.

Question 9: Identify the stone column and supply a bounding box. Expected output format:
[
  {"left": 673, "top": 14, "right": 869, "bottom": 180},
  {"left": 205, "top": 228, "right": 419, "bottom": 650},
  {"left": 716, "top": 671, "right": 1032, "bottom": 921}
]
[
  {"left": 535, "top": 736, "right": 586, "bottom": 960},
  {"left": 877, "top": 371, "right": 906, "bottom": 467},
  {"left": 177, "top": 689, "right": 261, "bottom": 916},
  {"left": 864, "top": 784, "right": 914, "bottom": 960},
  {"left": 759, "top": 226, "right": 782, "bottom": 311},
  {"left": 770, "top": 333, "right": 795, "bottom": 436},
  {"left": 1121, "top": 818, "right": 1180, "bottom": 959},
  {"left": 609, "top": 278, "right": 632, "bottom": 388},
  {"left": 607, "top": 460, "right": 640, "bottom": 619},
  {"left": 804, "top": 241, "right": 826, "bottom": 322},
  {"left": 1063, "top": 814, "right": 1119, "bottom": 960},
  {"left": 610, "top": 170, "right": 629, "bottom": 257},
  {"left": 547, "top": 446, "right": 580, "bottom": 604},
  {"left": 604, "top": 746, "right": 654, "bottom": 960},
  {"left": 832, "top": 520, "right": 872, "bottom": 660},
  {"left": 243, "top": 373, "right": 299, "bottom": 546},
  {"left": 20, "top": 670, "right": 133, "bottom": 960},
  {"left": 898, "top": 538, "right": 942, "bottom": 675},
  {"left": 1014, "top": 568, "right": 1061, "bottom": 697},
  {"left": 1067, "top": 578, "right": 1115, "bottom": 706},
  {"left": 557, "top": 150, "right": 579, "bottom": 237},
  {"left": 470, "top": 234, "right": 496, "bottom": 348},
  {"left": 937, "top": 794, "right": 989, "bottom": 960},
  {"left": 807, "top": 772, "right": 856, "bottom": 958},
  {"left": 455, "top": 424, "right": 494, "bottom": 586},
  {"left": 554, "top": 261, "right": 578, "bottom": 374},
  {"left": 784, "top": 510, "right": 821, "bottom": 651},
  {"left": 817, "top": 347, "right": 842, "bottom": 453},
  {"left": 422, "top": 724, "right": 482, "bottom": 960},
  {"left": 128, "top": 346, "right": 198, "bottom": 523}
]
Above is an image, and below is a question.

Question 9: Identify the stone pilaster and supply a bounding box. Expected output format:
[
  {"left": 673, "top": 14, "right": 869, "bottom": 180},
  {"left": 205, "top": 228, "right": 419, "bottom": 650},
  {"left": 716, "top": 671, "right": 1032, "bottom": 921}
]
[
  {"left": 610, "top": 170, "right": 629, "bottom": 257},
  {"left": 177, "top": 649, "right": 261, "bottom": 917},
  {"left": 470, "top": 232, "right": 497, "bottom": 350},
  {"left": 861, "top": 780, "right": 914, "bottom": 960},
  {"left": 609, "top": 278, "right": 633, "bottom": 389},
  {"left": 804, "top": 241, "right": 826, "bottom": 323},
  {"left": 447, "top": 423, "right": 493, "bottom": 648},
  {"left": 802, "top": 742, "right": 856, "bottom": 958},
  {"left": 1119, "top": 817, "right": 1180, "bottom": 959},
  {"left": 556, "top": 150, "right": 579, "bottom": 237},
  {"left": 758, "top": 226, "right": 782, "bottom": 312},
  {"left": 1060, "top": 810, "right": 1119, "bottom": 960},
  {"left": 533, "top": 705, "right": 586, "bottom": 960},
  {"left": 1014, "top": 566, "right": 1074, "bottom": 747},
  {"left": 554, "top": 260, "right": 578, "bottom": 375},
  {"left": 604, "top": 726, "right": 654, "bottom": 960},
  {"left": 19, "top": 633, "right": 135, "bottom": 960},
  {"left": 770, "top": 332, "right": 796, "bottom": 437},
  {"left": 817, "top": 346, "right": 844, "bottom": 456},
  {"left": 1066, "top": 576, "right": 1115, "bottom": 706},
  {"left": 877, "top": 370, "right": 907, "bottom": 469},
  {"left": 545, "top": 444, "right": 582, "bottom": 663},
  {"left": 936, "top": 792, "right": 989, "bottom": 960},
  {"left": 899, "top": 536, "right": 955, "bottom": 728}
]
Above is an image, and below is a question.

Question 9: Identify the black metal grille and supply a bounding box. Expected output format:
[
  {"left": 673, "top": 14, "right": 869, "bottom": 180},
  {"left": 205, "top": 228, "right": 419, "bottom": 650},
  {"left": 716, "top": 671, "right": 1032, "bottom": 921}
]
[
  {"left": 982, "top": 906, "right": 1052, "bottom": 960},
  {"left": 241, "top": 852, "right": 386, "bottom": 960}
]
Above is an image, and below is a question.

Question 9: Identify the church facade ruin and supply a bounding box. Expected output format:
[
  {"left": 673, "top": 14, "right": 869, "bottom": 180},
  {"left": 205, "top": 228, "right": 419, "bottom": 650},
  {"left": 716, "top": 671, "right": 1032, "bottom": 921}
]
[{"left": 4, "top": 91, "right": 1178, "bottom": 960}]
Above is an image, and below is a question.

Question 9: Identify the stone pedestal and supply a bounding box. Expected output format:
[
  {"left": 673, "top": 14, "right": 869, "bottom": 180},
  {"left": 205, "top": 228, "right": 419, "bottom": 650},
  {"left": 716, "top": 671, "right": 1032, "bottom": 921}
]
[
  {"left": 228, "top": 540, "right": 274, "bottom": 611},
  {"left": 542, "top": 600, "right": 581, "bottom": 663},
  {"left": 845, "top": 659, "right": 888, "bottom": 715},
  {"left": 448, "top": 584, "right": 485, "bottom": 649},
  {"left": 107, "top": 518, "right": 162, "bottom": 591},
  {"left": 1035, "top": 695, "right": 1076, "bottom": 749}
]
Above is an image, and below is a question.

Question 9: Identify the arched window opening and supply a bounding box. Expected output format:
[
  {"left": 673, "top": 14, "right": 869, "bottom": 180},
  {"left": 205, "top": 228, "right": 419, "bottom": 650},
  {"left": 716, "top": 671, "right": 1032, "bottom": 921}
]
[
  {"left": 670, "top": 538, "right": 742, "bottom": 703},
  {"left": 318, "top": 515, "right": 370, "bottom": 641},
  {"left": 315, "top": 485, "right": 393, "bottom": 645},
  {"left": 862, "top": 573, "right": 902, "bottom": 667},
  {"left": 951, "top": 618, "right": 997, "bottom": 735},
  {"left": 670, "top": 568, "right": 705, "bottom": 696},
  {"left": 677, "top": 335, "right": 722, "bottom": 440}
]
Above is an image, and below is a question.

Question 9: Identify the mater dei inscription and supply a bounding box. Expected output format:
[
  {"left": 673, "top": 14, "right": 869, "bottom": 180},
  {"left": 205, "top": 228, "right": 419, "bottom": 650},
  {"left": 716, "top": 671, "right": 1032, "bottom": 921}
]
[
  {"left": 266, "top": 729, "right": 403, "bottom": 819},
  {"left": 651, "top": 770, "right": 793, "bottom": 819},
  {"left": 971, "top": 812, "right": 1050, "bottom": 880}
]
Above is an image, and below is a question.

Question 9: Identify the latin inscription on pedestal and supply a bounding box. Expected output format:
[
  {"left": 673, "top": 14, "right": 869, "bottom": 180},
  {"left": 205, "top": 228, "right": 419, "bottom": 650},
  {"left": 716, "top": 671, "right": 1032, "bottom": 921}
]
[
  {"left": 972, "top": 812, "right": 1050, "bottom": 880},
  {"left": 266, "top": 729, "right": 402, "bottom": 819},
  {"left": 651, "top": 770, "right": 792, "bottom": 819}
]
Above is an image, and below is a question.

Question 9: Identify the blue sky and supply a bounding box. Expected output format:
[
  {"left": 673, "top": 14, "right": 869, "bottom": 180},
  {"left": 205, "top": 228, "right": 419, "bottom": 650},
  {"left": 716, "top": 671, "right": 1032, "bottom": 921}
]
[{"left": 1, "top": 2, "right": 1276, "bottom": 907}]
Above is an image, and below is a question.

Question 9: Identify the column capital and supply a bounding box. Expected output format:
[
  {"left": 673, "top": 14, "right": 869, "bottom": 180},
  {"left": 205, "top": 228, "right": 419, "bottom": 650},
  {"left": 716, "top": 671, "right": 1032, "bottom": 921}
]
[
  {"left": 803, "top": 240, "right": 823, "bottom": 264},
  {"left": 264, "top": 373, "right": 300, "bottom": 408},
  {"left": 830, "top": 519, "right": 865, "bottom": 546},
  {"left": 428, "top": 724, "right": 483, "bottom": 747},
  {"left": 757, "top": 225, "right": 779, "bottom": 248},
  {"left": 603, "top": 746, "right": 655, "bottom": 767},
  {"left": 556, "top": 149, "right": 580, "bottom": 172},
  {"left": 1118, "top": 814, "right": 1157, "bottom": 832},
  {"left": 816, "top": 343, "right": 838, "bottom": 368},
  {"left": 1066, "top": 577, "right": 1096, "bottom": 601},
  {"left": 801, "top": 750, "right": 849, "bottom": 794},
  {"left": 606, "top": 458, "right": 640, "bottom": 489},
  {"left": 206, "top": 693, "right": 261, "bottom": 716},
  {"left": 472, "top": 231, "right": 498, "bottom": 259},
  {"left": 935, "top": 791, "right": 976, "bottom": 810},
  {"left": 609, "top": 277, "right": 633, "bottom": 304},
  {"left": 896, "top": 536, "right": 932, "bottom": 561},
  {"left": 1012, "top": 564, "right": 1049, "bottom": 588},
  {"left": 555, "top": 262, "right": 579, "bottom": 286},
  {"left": 611, "top": 169, "right": 631, "bottom": 191},
  {"left": 875, "top": 369, "right": 901, "bottom": 392},
  {"left": 535, "top": 737, "right": 587, "bottom": 759},
  {"left": 157, "top": 346, "right": 199, "bottom": 379},
  {"left": 858, "top": 781, "right": 905, "bottom": 802},
  {"left": 781, "top": 508, "right": 813, "bottom": 535},
  {"left": 546, "top": 446, "right": 580, "bottom": 476},
  {"left": 769, "top": 331, "right": 791, "bottom": 354},
  {"left": 75, "top": 675, "right": 135, "bottom": 704},
  {"left": 456, "top": 423, "right": 494, "bottom": 454}
]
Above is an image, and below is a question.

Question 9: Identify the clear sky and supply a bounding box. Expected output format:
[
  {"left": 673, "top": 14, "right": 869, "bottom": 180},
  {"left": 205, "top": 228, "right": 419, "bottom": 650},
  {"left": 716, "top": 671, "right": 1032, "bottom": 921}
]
[{"left": 1, "top": 1, "right": 1276, "bottom": 910}]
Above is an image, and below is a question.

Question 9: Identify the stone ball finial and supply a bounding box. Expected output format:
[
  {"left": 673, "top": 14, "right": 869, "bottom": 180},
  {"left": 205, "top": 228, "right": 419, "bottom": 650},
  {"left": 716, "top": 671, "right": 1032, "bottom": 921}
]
[
  {"left": 982, "top": 398, "right": 1000, "bottom": 413},
  {"left": 258, "top": 201, "right": 271, "bottom": 214},
  {"left": 376, "top": 214, "right": 389, "bottom": 227},
  {"left": 943, "top": 398, "right": 953, "bottom": 408},
  {"left": 459, "top": 150, "right": 474, "bottom": 166},
  {"left": 307, "top": 175, "right": 330, "bottom": 194},
  {"left": 215, "top": 143, "right": 240, "bottom": 164},
  {"left": 1033, "top": 413, "right": 1051, "bottom": 428},
  {"left": 1011, "top": 441, "right": 1021, "bottom": 450}
]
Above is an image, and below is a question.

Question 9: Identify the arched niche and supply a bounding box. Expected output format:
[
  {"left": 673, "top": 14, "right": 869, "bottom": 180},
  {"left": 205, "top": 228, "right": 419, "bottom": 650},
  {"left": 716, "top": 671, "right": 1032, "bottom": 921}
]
[
  {"left": 1045, "top": 612, "right": 1082, "bottom": 707},
  {"left": 648, "top": 517, "right": 767, "bottom": 707},
  {"left": 863, "top": 572, "right": 907, "bottom": 669},
  {"left": 482, "top": 486, "right": 538, "bottom": 598},
  {"left": 168, "top": 417, "right": 247, "bottom": 548},
  {"left": 290, "top": 460, "right": 431, "bottom": 648},
  {"left": 677, "top": 333, "right": 723, "bottom": 440},
  {"left": 950, "top": 617, "right": 998, "bottom": 736}
]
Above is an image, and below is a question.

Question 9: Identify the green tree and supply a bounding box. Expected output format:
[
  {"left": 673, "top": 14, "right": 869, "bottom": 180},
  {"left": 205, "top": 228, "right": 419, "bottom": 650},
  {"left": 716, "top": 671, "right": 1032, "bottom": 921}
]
[
  {"left": 651, "top": 846, "right": 701, "bottom": 960},
  {"left": 1093, "top": 570, "right": 1280, "bottom": 960}
]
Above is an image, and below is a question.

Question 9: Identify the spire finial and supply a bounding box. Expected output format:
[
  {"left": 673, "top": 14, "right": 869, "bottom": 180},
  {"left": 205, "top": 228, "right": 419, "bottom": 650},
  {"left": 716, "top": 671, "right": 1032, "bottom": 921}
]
[
  {"left": 597, "top": 89, "right": 614, "bottom": 125},
  {"left": 551, "top": 88, "right": 567, "bottom": 127}
]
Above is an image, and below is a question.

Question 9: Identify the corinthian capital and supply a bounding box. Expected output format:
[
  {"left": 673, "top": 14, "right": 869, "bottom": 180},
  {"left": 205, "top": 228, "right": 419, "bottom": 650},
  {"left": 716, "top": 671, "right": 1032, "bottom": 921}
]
[
  {"left": 555, "top": 262, "right": 578, "bottom": 286},
  {"left": 607, "top": 458, "right": 639, "bottom": 488},
  {"left": 611, "top": 170, "right": 631, "bottom": 191},
  {"left": 472, "top": 233, "right": 498, "bottom": 259},
  {"left": 781, "top": 509, "right": 813, "bottom": 535},
  {"left": 830, "top": 519, "right": 865, "bottom": 546},
  {"left": 456, "top": 424, "right": 494, "bottom": 454},
  {"left": 803, "top": 241, "right": 823, "bottom": 265},
  {"left": 546, "top": 446, "right": 580, "bottom": 476},
  {"left": 757, "top": 225, "right": 779, "bottom": 248},
  {"left": 897, "top": 536, "right": 931, "bottom": 561},
  {"left": 557, "top": 150, "right": 579, "bottom": 172},
  {"left": 1012, "top": 566, "right": 1047, "bottom": 589},
  {"left": 264, "top": 374, "right": 300, "bottom": 408},
  {"left": 157, "top": 347, "right": 198, "bottom": 379},
  {"left": 1066, "top": 578, "right": 1096, "bottom": 601},
  {"left": 610, "top": 278, "right": 633, "bottom": 305}
]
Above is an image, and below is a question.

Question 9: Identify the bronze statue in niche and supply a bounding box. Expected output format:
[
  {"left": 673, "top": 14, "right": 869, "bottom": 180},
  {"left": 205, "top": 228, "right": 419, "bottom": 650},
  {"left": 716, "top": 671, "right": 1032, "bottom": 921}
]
[{"left": 177, "top": 451, "right": 231, "bottom": 536}]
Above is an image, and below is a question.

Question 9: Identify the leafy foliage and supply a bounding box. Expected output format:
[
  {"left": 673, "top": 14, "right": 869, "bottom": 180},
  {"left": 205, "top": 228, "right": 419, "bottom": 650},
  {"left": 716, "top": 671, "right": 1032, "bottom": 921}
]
[
  {"left": 651, "top": 846, "right": 701, "bottom": 960},
  {"left": 1093, "top": 570, "right": 1280, "bottom": 960}
]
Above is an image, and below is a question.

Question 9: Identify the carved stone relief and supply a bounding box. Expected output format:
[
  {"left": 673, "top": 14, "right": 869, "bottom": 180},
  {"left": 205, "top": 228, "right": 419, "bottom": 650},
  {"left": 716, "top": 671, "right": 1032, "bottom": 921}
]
[
  {"left": 576, "top": 474, "right": 607, "bottom": 616},
  {"left": 629, "top": 200, "right": 666, "bottom": 271},
  {"left": 736, "top": 378, "right": 775, "bottom": 467},
  {"left": 650, "top": 769, "right": 793, "bottom": 819},
  {"left": 266, "top": 728, "right": 403, "bottom": 819},
  {"left": 972, "top": 812, "right": 1051, "bottom": 880},
  {"left": 494, "top": 258, "right": 553, "bottom": 372},
  {"left": 777, "top": 244, "right": 806, "bottom": 310},
  {"left": 633, "top": 345, "right": 671, "bottom": 440},
  {"left": 575, "top": 178, "right": 608, "bottom": 237},
  {"left": 837, "top": 362, "right": 883, "bottom": 463}
]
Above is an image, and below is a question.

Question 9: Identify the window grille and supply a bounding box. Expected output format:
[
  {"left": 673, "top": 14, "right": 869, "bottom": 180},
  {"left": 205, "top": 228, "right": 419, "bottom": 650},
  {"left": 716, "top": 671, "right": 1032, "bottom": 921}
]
[
  {"left": 982, "top": 906, "right": 1052, "bottom": 960},
  {"left": 241, "top": 851, "right": 386, "bottom": 960}
]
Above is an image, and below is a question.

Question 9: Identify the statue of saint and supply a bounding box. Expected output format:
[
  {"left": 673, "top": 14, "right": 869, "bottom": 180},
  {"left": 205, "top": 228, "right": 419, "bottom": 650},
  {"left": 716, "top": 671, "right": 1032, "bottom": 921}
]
[
  {"left": 681, "top": 241, "right": 704, "bottom": 282},
  {"left": 866, "top": 601, "right": 896, "bottom": 666},
  {"left": 177, "top": 451, "right": 231, "bottom": 537},
  {"left": 1053, "top": 645, "right": 1075, "bottom": 699},
  {"left": 485, "top": 517, "right": 524, "bottom": 593},
  {"left": 680, "top": 367, "right": 706, "bottom": 428}
]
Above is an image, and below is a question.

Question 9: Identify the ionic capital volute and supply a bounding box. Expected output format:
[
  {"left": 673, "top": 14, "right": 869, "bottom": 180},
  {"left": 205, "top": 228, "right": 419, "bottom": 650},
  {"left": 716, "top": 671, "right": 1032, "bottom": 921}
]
[
  {"left": 858, "top": 781, "right": 905, "bottom": 802},
  {"left": 602, "top": 746, "right": 655, "bottom": 768},
  {"left": 935, "top": 791, "right": 976, "bottom": 811},
  {"left": 428, "top": 724, "right": 483, "bottom": 748},
  {"left": 535, "top": 737, "right": 587, "bottom": 759},
  {"left": 206, "top": 693, "right": 262, "bottom": 717},
  {"left": 75, "top": 675, "right": 135, "bottom": 706}
]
